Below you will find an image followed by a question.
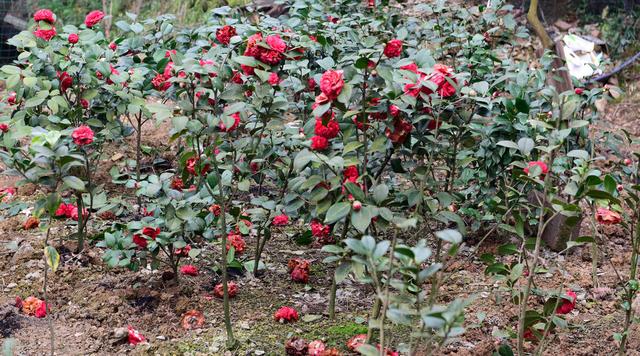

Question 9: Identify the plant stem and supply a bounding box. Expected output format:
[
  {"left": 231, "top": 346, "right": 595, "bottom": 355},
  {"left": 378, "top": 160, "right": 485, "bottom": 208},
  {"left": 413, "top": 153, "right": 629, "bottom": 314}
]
[
  {"left": 135, "top": 113, "right": 143, "bottom": 211},
  {"left": 329, "top": 218, "right": 350, "bottom": 319},
  {"left": 619, "top": 220, "right": 640, "bottom": 355},
  {"left": 207, "top": 143, "right": 236, "bottom": 349},
  {"left": 377, "top": 230, "right": 399, "bottom": 354},
  {"left": 517, "top": 151, "right": 556, "bottom": 356},
  {"left": 43, "top": 226, "right": 54, "bottom": 356}
]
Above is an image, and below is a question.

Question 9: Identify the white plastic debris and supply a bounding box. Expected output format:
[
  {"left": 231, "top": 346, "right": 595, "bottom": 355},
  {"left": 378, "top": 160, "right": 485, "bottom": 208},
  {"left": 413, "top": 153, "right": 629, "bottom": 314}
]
[{"left": 563, "top": 34, "right": 603, "bottom": 79}]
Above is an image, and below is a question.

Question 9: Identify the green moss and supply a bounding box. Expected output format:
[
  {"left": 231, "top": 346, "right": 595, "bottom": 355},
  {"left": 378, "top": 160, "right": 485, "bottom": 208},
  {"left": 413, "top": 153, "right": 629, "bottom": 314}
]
[{"left": 326, "top": 322, "right": 369, "bottom": 337}]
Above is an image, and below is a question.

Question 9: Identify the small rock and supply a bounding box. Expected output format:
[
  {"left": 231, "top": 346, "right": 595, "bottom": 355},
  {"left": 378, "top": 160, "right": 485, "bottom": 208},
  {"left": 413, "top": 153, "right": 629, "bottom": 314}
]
[
  {"left": 156, "top": 335, "right": 166, "bottom": 341},
  {"left": 112, "top": 327, "right": 128, "bottom": 340},
  {"left": 11, "top": 242, "right": 36, "bottom": 264},
  {"left": 25, "top": 271, "right": 41, "bottom": 280},
  {"left": 239, "top": 321, "right": 250, "bottom": 330},
  {"left": 6, "top": 283, "right": 17, "bottom": 290},
  {"left": 255, "top": 350, "right": 265, "bottom": 355}
]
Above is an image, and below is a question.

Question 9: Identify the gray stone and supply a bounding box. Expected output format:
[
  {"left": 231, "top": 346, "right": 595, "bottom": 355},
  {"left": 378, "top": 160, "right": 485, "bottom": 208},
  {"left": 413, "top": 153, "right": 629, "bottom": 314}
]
[
  {"left": 11, "top": 242, "right": 36, "bottom": 264},
  {"left": 528, "top": 191, "right": 582, "bottom": 251}
]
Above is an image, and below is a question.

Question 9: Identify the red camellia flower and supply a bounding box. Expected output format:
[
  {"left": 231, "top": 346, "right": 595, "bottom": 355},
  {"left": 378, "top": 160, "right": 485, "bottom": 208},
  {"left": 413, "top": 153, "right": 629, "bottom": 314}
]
[
  {"left": 109, "top": 42, "right": 117, "bottom": 50},
  {"left": 314, "top": 117, "right": 340, "bottom": 139},
  {"left": 220, "top": 112, "right": 241, "bottom": 132},
  {"left": 171, "top": 177, "right": 184, "bottom": 190},
  {"left": 273, "top": 214, "right": 289, "bottom": 226},
  {"left": 22, "top": 296, "right": 46, "bottom": 317},
  {"left": 85, "top": 10, "right": 105, "bottom": 28},
  {"left": 175, "top": 244, "right": 191, "bottom": 256},
  {"left": 308, "top": 340, "right": 326, "bottom": 355},
  {"left": 68, "top": 33, "right": 79, "bottom": 44},
  {"left": 291, "top": 266, "right": 309, "bottom": 283},
  {"left": 72, "top": 125, "right": 94, "bottom": 146},
  {"left": 127, "top": 325, "right": 146, "bottom": 345},
  {"left": 80, "top": 99, "right": 89, "bottom": 109},
  {"left": 152, "top": 73, "right": 171, "bottom": 91},
  {"left": 57, "top": 71, "right": 73, "bottom": 92},
  {"left": 23, "top": 216, "right": 40, "bottom": 230},
  {"left": 310, "top": 135, "right": 329, "bottom": 151},
  {"left": 595, "top": 208, "right": 622, "bottom": 225},
  {"left": 346, "top": 334, "right": 367, "bottom": 351},
  {"left": 523, "top": 161, "right": 549, "bottom": 175},
  {"left": 265, "top": 34, "right": 287, "bottom": 52},
  {"left": 274, "top": 306, "right": 299, "bottom": 323},
  {"left": 216, "top": 25, "right": 237, "bottom": 45},
  {"left": 181, "top": 310, "right": 205, "bottom": 330},
  {"left": 7, "top": 92, "right": 16, "bottom": 105},
  {"left": 319, "top": 70, "right": 344, "bottom": 101},
  {"left": 34, "top": 9, "right": 56, "bottom": 24},
  {"left": 575, "top": 88, "right": 584, "bottom": 95},
  {"left": 34, "top": 27, "right": 57, "bottom": 41},
  {"left": 180, "top": 265, "right": 199, "bottom": 276},
  {"left": 213, "top": 281, "right": 238, "bottom": 298},
  {"left": 0, "top": 123, "right": 8, "bottom": 133},
  {"left": 385, "top": 118, "right": 413, "bottom": 144},
  {"left": 132, "top": 234, "right": 147, "bottom": 248},
  {"left": 429, "top": 64, "right": 457, "bottom": 97},
  {"left": 209, "top": 204, "right": 222, "bottom": 216},
  {"left": 268, "top": 72, "right": 280, "bottom": 85},
  {"left": 310, "top": 220, "right": 330, "bottom": 237},
  {"left": 142, "top": 227, "right": 160, "bottom": 239},
  {"left": 556, "top": 289, "right": 577, "bottom": 314},
  {"left": 383, "top": 39, "right": 403, "bottom": 58},
  {"left": 226, "top": 232, "right": 246, "bottom": 254},
  {"left": 308, "top": 78, "right": 317, "bottom": 91},
  {"left": 165, "top": 49, "right": 177, "bottom": 58},
  {"left": 35, "top": 301, "right": 47, "bottom": 318},
  {"left": 389, "top": 104, "right": 400, "bottom": 117}
]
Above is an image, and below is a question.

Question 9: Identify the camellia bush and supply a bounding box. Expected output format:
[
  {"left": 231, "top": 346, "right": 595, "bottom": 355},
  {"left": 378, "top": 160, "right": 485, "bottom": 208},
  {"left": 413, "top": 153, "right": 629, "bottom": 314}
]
[{"left": 0, "top": 0, "right": 625, "bottom": 354}]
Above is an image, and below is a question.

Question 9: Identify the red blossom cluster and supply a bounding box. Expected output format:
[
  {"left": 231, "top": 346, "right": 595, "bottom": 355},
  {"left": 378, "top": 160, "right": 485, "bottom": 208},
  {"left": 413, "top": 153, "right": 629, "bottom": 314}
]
[
  {"left": 523, "top": 161, "right": 549, "bottom": 175},
  {"left": 152, "top": 61, "right": 175, "bottom": 91},
  {"left": 57, "top": 71, "right": 73, "bottom": 92},
  {"left": 402, "top": 63, "right": 457, "bottom": 98},
  {"left": 226, "top": 232, "right": 246, "bottom": 255},
  {"left": 310, "top": 69, "right": 346, "bottom": 151},
  {"left": 288, "top": 258, "right": 310, "bottom": 283},
  {"left": 216, "top": 25, "right": 237, "bottom": 45},
  {"left": 132, "top": 227, "right": 160, "bottom": 248},
  {"left": 213, "top": 281, "right": 238, "bottom": 298},
  {"left": 595, "top": 208, "right": 622, "bottom": 225},
  {"left": 274, "top": 306, "right": 299, "bottom": 323},
  {"left": 310, "top": 220, "right": 333, "bottom": 244},
  {"left": 55, "top": 202, "right": 88, "bottom": 221},
  {"left": 127, "top": 325, "right": 145, "bottom": 345},
  {"left": 180, "top": 264, "right": 199, "bottom": 276},
  {"left": 33, "top": 9, "right": 57, "bottom": 41},
  {"left": 84, "top": 10, "right": 105, "bottom": 28},
  {"left": 242, "top": 33, "right": 287, "bottom": 74},
  {"left": 556, "top": 289, "right": 577, "bottom": 314},
  {"left": 273, "top": 213, "right": 290, "bottom": 226},
  {"left": 72, "top": 125, "right": 94, "bottom": 146},
  {"left": 16, "top": 296, "right": 47, "bottom": 318}
]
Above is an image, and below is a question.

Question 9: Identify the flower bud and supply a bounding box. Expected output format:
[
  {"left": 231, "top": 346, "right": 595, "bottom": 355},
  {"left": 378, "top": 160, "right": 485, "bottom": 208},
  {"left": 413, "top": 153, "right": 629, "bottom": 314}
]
[{"left": 352, "top": 201, "right": 362, "bottom": 211}]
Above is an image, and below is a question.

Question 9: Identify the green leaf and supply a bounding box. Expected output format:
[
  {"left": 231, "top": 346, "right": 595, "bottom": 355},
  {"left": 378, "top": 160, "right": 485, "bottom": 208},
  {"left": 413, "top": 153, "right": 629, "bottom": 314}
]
[
  {"left": 372, "top": 185, "right": 389, "bottom": 204},
  {"left": 62, "top": 176, "right": 86, "bottom": 191},
  {"left": 497, "top": 140, "right": 518, "bottom": 150},
  {"left": 335, "top": 261, "right": 351, "bottom": 282},
  {"left": 325, "top": 202, "right": 351, "bottom": 224},
  {"left": 435, "top": 229, "right": 462, "bottom": 244},
  {"left": 44, "top": 246, "right": 60, "bottom": 273},
  {"left": 351, "top": 206, "right": 375, "bottom": 233},
  {"left": 233, "top": 56, "right": 258, "bottom": 67}
]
